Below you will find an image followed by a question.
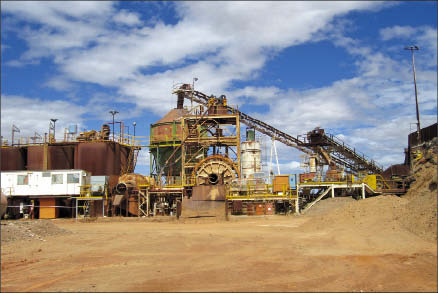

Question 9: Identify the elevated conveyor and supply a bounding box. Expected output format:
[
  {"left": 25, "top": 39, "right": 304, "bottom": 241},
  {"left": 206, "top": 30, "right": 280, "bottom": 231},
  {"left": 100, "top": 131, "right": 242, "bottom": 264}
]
[{"left": 174, "top": 85, "right": 382, "bottom": 175}]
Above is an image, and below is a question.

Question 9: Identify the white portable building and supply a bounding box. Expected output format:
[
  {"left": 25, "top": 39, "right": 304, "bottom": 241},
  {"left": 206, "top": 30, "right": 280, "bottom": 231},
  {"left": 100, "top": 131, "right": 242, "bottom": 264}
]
[{"left": 1, "top": 169, "right": 90, "bottom": 197}]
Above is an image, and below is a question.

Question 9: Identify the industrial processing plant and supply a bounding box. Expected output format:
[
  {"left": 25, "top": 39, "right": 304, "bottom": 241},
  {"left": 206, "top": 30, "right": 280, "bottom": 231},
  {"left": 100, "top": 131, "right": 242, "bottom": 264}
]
[{"left": 2, "top": 83, "right": 434, "bottom": 220}]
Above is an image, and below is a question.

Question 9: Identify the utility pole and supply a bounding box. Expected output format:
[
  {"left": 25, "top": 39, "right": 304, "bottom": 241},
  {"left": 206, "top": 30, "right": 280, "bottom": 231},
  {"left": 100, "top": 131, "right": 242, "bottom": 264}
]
[{"left": 404, "top": 45, "right": 421, "bottom": 144}]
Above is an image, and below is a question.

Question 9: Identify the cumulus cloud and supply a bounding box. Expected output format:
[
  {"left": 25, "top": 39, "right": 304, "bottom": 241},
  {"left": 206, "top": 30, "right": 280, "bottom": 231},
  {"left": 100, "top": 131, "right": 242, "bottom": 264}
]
[
  {"left": 2, "top": 1, "right": 436, "bottom": 169},
  {"left": 1, "top": 95, "right": 87, "bottom": 142},
  {"left": 380, "top": 25, "right": 417, "bottom": 40},
  {"left": 113, "top": 9, "right": 142, "bottom": 26}
]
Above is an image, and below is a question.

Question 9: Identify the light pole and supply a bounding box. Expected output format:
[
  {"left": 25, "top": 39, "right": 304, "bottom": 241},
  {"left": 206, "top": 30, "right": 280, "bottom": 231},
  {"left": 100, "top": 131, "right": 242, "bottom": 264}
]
[
  {"left": 404, "top": 45, "right": 421, "bottom": 143},
  {"left": 50, "top": 119, "right": 58, "bottom": 142},
  {"left": 109, "top": 110, "right": 119, "bottom": 141}
]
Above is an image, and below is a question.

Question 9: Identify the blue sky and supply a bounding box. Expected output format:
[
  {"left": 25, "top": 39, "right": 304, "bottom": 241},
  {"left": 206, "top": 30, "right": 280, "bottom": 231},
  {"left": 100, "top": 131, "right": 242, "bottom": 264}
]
[{"left": 1, "top": 1, "right": 437, "bottom": 175}]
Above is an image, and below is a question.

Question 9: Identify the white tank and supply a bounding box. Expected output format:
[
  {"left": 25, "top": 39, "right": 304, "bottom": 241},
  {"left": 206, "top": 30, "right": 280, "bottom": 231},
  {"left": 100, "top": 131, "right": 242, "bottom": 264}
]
[
  {"left": 309, "top": 156, "right": 317, "bottom": 173},
  {"left": 241, "top": 141, "right": 261, "bottom": 178}
]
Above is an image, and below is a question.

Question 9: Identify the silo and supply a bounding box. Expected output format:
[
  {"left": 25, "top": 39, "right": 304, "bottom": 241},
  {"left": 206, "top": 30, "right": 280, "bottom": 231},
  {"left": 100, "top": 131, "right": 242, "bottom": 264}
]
[
  {"left": 241, "top": 141, "right": 261, "bottom": 179},
  {"left": 149, "top": 108, "right": 187, "bottom": 177}
]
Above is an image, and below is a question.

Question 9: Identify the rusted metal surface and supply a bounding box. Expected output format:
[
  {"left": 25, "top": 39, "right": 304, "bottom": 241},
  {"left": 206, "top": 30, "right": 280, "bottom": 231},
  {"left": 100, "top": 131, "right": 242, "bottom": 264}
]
[
  {"left": 49, "top": 145, "right": 75, "bottom": 169},
  {"left": 408, "top": 122, "right": 437, "bottom": 147},
  {"left": 265, "top": 202, "right": 274, "bottom": 215},
  {"left": 191, "top": 155, "right": 240, "bottom": 185},
  {"left": 177, "top": 84, "right": 191, "bottom": 109},
  {"left": 0, "top": 147, "right": 26, "bottom": 171},
  {"left": 116, "top": 173, "right": 150, "bottom": 194},
  {"left": 155, "top": 108, "right": 187, "bottom": 124},
  {"left": 128, "top": 196, "right": 138, "bottom": 216},
  {"left": 192, "top": 184, "right": 226, "bottom": 201},
  {"left": 231, "top": 201, "right": 242, "bottom": 215},
  {"left": 246, "top": 203, "right": 255, "bottom": 215},
  {"left": 381, "top": 164, "right": 410, "bottom": 180},
  {"left": 255, "top": 203, "right": 265, "bottom": 215},
  {"left": 27, "top": 146, "right": 45, "bottom": 170},
  {"left": 74, "top": 142, "right": 131, "bottom": 176},
  {"left": 299, "top": 172, "right": 316, "bottom": 183},
  {"left": 181, "top": 196, "right": 225, "bottom": 218}
]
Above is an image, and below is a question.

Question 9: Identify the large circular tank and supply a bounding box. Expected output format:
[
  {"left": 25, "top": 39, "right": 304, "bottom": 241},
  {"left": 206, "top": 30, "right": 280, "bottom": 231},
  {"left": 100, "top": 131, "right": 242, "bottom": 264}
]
[
  {"left": 241, "top": 141, "right": 261, "bottom": 179},
  {"left": 49, "top": 145, "right": 75, "bottom": 169},
  {"left": 75, "top": 142, "right": 126, "bottom": 176},
  {"left": 27, "top": 145, "right": 44, "bottom": 170},
  {"left": 0, "top": 147, "right": 26, "bottom": 171},
  {"left": 150, "top": 108, "right": 188, "bottom": 177}
]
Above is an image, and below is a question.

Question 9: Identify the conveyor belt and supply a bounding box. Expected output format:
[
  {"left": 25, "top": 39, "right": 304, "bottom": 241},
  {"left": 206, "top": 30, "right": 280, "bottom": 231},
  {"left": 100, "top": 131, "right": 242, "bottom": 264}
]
[{"left": 174, "top": 86, "right": 382, "bottom": 174}]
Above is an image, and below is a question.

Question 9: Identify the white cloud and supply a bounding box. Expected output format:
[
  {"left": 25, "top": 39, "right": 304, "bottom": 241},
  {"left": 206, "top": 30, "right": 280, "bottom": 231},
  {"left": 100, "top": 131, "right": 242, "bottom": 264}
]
[
  {"left": 1, "top": 95, "right": 87, "bottom": 142},
  {"left": 2, "top": 1, "right": 385, "bottom": 115},
  {"left": 2, "top": 1, "right": 435, "bottom": 170},
  {"left": 113, "top": 9, "right": 142, "bottom": 26},
  {"left": 380, "top": 25, "right": 417, "bottom": 40}
]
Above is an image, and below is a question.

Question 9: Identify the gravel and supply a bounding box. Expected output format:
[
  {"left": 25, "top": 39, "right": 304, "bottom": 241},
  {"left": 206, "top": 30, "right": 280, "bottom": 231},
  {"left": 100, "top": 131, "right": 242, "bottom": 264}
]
[{"left": 1, "top": 220, "right": 70, "bottom": 243}]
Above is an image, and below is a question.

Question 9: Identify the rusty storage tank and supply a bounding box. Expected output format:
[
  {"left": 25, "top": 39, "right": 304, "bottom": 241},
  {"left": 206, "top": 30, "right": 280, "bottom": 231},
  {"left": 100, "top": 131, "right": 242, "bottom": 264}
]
[
  {"left": 48, "top": 145, "right": 75, "bottom": 169},
  {"left": 0, "top": 147, "right": 26, "bottom": 171},
  {"left": 27, "top": 145, "right": 45, "bottom": 170},
  {"left": 75, "top": 142, "right": 124, "bottom": 176},
  {"left": 150, "top": 108, "right": 187, "bottom": 176}
]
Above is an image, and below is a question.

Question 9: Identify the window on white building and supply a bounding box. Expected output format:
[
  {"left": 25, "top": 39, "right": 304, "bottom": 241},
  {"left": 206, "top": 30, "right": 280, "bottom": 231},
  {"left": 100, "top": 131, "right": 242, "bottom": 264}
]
[
  {"left": 17, "top": 175, "right": 28, "bottom": 185},
  {"left": 67, "top": 173, "right": 80, "bottom": 184},
  {"left": 51, "top": 174, "right": 63, "bottom": 184}
]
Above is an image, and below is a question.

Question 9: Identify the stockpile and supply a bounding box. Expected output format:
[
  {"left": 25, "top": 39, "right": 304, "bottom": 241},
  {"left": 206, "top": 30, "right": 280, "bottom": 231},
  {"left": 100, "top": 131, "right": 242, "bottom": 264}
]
[
  {"left": 1, "top": 220, "right": 70, "bottom": 243},
  {"left": 399, "top": 138, "right": 437, "bottom": 242},
  {"left": 301, "top": 139, "right": 437, "bottom": 242}
]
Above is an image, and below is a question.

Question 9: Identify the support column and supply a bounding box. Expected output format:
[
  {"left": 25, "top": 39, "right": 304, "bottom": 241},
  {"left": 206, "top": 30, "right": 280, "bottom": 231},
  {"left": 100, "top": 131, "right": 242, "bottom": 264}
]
[
  {"left": 362, "top": 183, "right": 366, "bottom": 199},
  {"left": 331, "top": 185, "right": 335, "bottom": 198},
  {"left": 146, "top": 190, "right": 150, "bottom": 217},
  {"left": 295, "top": 185, "right": 300, "bottom": 214}
]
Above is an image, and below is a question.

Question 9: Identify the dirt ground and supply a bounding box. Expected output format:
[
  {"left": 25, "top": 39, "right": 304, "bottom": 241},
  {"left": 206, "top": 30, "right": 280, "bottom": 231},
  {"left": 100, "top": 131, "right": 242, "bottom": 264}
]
[
  {"left": 1, "top": 209, "right": 436, "bottom": 292},
  {"left": 1, "top": 143, "right": 436, "bottom": 292}
]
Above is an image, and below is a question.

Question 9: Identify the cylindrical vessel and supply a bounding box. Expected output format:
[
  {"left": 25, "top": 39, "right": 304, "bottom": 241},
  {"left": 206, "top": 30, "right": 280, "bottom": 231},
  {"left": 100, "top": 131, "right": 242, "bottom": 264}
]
[
  {"left": 241, "top": 141, "right": 261, "bottom": 178},
  {"left": 309, "top": 156, "right": 317, "bottom": 173},
  {"left": 75, "top": 142, "right": 122, "bottom": 176},
  {"left": 27, "top": 145, "right": 45, "bottom": 170},
  {"left": 0, "top": 147, "right": 26, "bottom": 171},
  {"left": 49, "top": 145, "right": 75, "bottom": 169}
]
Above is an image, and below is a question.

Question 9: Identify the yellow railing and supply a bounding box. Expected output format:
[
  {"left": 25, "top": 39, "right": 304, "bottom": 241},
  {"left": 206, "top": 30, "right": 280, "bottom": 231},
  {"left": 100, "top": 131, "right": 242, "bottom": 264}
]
[
  {"left": 79, "top": 184, "right": 108, "bottom": 199},
  {"left": 227, "top": 182, "right": 297, "bottom": 199}
]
